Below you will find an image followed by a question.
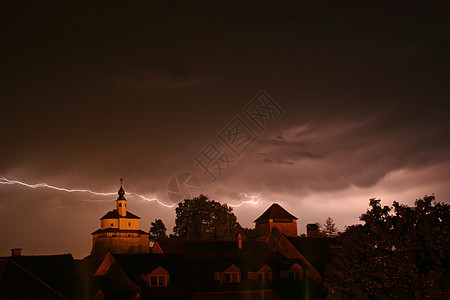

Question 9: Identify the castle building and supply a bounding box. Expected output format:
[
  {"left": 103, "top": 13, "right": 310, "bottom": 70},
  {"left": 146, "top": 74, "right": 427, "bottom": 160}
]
[
  {"left": 254, "top": 203, "right": 298, "bottom": 236},
  {"left": 91, "top": 180, "right": 149, "bottom": 257}
]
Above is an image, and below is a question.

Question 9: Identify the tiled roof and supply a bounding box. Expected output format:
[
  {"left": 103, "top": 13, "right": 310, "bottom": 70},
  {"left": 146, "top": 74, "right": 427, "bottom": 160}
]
[
  {"left": 0, "top": 259, "right": 67, "bottom": 299},
  {"left": 285, "top": 236, "right": 335, "bottom": 274},
  {"left": 254, "top": 204, "right": 298, "bottom": 222},
  {"left": 1, "top": 254, "right": 82, "bottom": 299},
  {"left": 153, "top": 239, "right": 276, "bottom": 254},
  {"left": 100, "top": 210, "right": 140, "bottom": 220},
  {"left": 105, "top": 252, "right": 306, "bottom": 298}
]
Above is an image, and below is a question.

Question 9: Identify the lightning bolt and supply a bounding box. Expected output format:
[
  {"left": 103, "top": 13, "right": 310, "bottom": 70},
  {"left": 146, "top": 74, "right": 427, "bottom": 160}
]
[
  {"left": 0, "top": 175, "right": 175, "bottom": 208},
  {"left": 128, "top": 192, "right": 176, "bottom": 208},
  {"left": 214, "top": 184, "right": 262, "bottom": 207},
  {"left": 0, "top": 176, "right": 261, "bottom": 209},
  {"left": 0, "top": 175, "right": 117, "bottom": 196}
]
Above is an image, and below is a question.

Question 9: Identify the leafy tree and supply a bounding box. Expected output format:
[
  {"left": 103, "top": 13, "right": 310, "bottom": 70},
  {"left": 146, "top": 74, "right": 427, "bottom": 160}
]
[
  {"left": 172, "top": 194, "right": 241, "bottom": 241},
  {"left": 149, "top": 219, "right": 167, "bottom": 243},
  {"left": 320, "top": 217, "right": 339, "bottom": 237},
  {"left": 325, "top": 196, "right": 449, "bottom": 299}
]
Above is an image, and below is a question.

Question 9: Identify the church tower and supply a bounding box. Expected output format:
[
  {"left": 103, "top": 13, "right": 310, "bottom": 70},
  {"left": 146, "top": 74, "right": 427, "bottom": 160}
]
[
  {"left": 91, "top": 180, "right": 149, "bottom": 257},
  {"left": 116, "top": 178, "right": 127, "bottom": 217}
]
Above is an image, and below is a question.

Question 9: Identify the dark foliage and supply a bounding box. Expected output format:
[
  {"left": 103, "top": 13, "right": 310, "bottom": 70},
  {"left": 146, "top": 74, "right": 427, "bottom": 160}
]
[
  {"left": 149, "top": 219, "right": 167, "bottom": 243},
  {"left": 325, "top": 196, "right": 449, "bottom": 299},
  {"left": 172, "top": 195, "right": 241, "bottom": 241}
]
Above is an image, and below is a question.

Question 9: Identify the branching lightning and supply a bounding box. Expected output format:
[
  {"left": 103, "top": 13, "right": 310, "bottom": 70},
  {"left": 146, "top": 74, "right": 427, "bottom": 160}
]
[
  {"left": 128, "top": 192, "right": 176, "bottom": 208},
  {"left": 0, "top": 175, "right": 117, "bottom": 196},
  {"left": 0, "top": 176, "right": 260, "bottom": 209},
  {"left": 0, "top": 175, "right": 175, "bottom": 208},
  {"left": 214, "top": 184, "right": 262, "bottom": 207}
]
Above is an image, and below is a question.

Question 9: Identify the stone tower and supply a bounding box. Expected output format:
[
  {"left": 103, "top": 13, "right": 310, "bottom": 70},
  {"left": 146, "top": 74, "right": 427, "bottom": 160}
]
[{"left": 254, "top": 203, "right": 298, "bottom": 236}]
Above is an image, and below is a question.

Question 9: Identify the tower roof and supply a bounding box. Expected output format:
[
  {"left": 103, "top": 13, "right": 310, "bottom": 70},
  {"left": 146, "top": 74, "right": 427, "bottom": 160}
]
[
  {"left": 117, "top": 178, "right": 126, "bottom": 200},
  {"left": 100, "top": 209, "right": 140, "bottom": 220},
  {"left": 254, "top": 203, "right": 298, "bottom": 222}
]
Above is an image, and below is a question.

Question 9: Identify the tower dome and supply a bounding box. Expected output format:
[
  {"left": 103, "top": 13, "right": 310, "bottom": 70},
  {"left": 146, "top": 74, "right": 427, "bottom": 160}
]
[
  {"left": 118, "top": 186, "right": 126, "bottom": 200},
  {"left": 117, "top": 177, "right": 126, "bottom": 200}
]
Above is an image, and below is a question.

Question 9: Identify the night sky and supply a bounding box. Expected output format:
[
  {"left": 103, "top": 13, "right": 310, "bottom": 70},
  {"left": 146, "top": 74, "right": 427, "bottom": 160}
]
[{"left": 1, "top": 1, "right": 449, "bottom": 258}]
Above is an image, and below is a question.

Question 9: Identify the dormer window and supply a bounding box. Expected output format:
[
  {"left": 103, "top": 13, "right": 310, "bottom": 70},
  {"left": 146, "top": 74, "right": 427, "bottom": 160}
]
[
  {"left": 248, "top": 264, "right": 273, "bottom": 282},
  {"left": 142, "top": 266, "right": 169, "bottom": 287},
  {"left": 214, "top": 264, "right": 241, "bottom": 284},
  {"left": 280, "top": 262, "right": 303, "bottom": 281}
]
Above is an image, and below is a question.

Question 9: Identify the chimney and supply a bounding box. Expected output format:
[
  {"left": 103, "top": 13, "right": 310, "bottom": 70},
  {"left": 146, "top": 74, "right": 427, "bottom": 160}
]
[
  {"left": 306, "top": 224, "right": 320, "bottom": 238},
  {"left": 237, "top": 233, "right": 242, "bottom": 250},
  {"left": 11, "top": 248, "right": 22, "bottom": 257}
]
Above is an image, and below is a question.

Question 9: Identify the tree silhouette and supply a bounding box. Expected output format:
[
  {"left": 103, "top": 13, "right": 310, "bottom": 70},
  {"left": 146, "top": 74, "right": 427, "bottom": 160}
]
[
  {"left": 325, "top": 196, "right": 449, "bottom": 299},
  {"left": 172, "top": 194, "right": 241, "bottom": 241},
  {"left": 320, "top": 217, "right": 339, "bottom": 237},
  {"left": 149, "top": 219, "right": 167, "bottom": 243}
]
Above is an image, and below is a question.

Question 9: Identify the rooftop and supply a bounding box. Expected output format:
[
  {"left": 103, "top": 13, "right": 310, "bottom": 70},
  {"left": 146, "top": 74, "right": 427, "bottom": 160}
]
[
  {"left": 100, "top": 210, "right": 140, "bottom": 220},
  {"left": 254, "top": 203, "right": 298, "bottom": 222}
]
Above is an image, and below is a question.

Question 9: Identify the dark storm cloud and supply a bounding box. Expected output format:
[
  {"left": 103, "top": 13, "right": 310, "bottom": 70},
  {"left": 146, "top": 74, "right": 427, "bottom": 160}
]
[
  {"left": 112, "top": 64, "right": 206, "bottom": 90},
  {"left": 219, "top": 104, "right": 450, "bottom": 200},
  {"left": 257, "top": 133, "right": 323, "bottom": 164}
]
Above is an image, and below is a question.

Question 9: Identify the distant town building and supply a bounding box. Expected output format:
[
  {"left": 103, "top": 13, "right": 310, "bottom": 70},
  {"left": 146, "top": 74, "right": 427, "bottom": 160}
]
[
  {"left": 91, "top": 180, "right": 149, "bottom": 257},
  {"left": 254, "top": 203, "right": 298, "bottom": 236}
]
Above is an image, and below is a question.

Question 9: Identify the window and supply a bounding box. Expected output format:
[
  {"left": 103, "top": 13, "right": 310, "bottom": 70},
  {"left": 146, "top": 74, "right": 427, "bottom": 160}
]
[
  {"left": 223, "top": 272, "right": 239, "bottom": 283},
  {"left": 119, "top": 203, "right": 122, "bottom": 207},
  {"left": 142, "top": 267, "right": 169, "bottom": 287},
  {"left": 280, "top": 263, "right": 303, "bottom": 281},
  {"left": 148, "top": 275, "right": 168, "bottom": 287},
  {"left": 159, "top": 275, "right": 166, "bottom": 286},
  {"left": 110, "top": 223, "right": 113, "bottom": 227},
  {"left": 217, "top": 264, "right": 241, "bottom": 284},
  {"left": 249, "top": 265, "right": 273, "bottom": 283},
  {"left": 288, "top": 271, "right": 301, "bottom": 281},
  {"left": 253, "top": 272, "right": 272, "bottom": 282},
  {"left": 128, "top": 222, "right": 131, "bottom": 226}
]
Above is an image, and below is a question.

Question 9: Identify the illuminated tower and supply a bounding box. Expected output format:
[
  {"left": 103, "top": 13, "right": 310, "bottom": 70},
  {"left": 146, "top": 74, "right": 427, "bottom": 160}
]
[
  {"left": 254, "top": 203, "right": 298, "bottom": 237},
  {"left": 91, "top": 180, "right": 149, "bottom": 257},
  {"left": 116, "top": 178, "right": 127, "bottom": 217}
]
